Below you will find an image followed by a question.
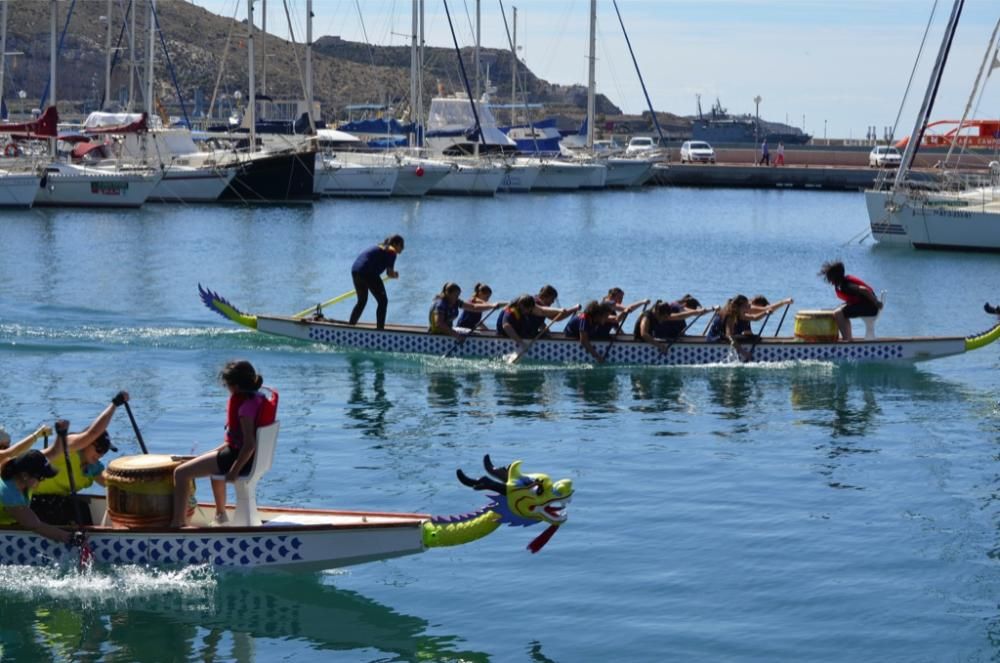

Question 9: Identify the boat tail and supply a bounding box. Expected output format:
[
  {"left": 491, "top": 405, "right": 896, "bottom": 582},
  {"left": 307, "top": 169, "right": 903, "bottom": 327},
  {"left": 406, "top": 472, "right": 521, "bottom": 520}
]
[
  {"left": 965, "top": 320, "right": 1000, "bottom": 352},
  {"left": 198, "top": 284, "right": 258, "bottom": 329},
  {"left": 422, "top": 456, "right": 573, "bottom": 554}
]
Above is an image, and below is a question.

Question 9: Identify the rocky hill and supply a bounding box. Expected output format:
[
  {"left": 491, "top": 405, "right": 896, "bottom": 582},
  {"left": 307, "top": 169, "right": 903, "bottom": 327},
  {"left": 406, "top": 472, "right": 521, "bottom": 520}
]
[{"left": 0, "top": 0, "right": 630, "bottom": 127}]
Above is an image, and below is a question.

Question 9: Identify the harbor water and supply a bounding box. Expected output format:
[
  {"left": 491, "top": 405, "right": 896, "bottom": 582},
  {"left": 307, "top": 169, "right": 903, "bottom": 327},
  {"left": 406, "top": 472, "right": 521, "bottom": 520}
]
[{"left": 0, "top": 187, "right": 998, "bottom": 661}]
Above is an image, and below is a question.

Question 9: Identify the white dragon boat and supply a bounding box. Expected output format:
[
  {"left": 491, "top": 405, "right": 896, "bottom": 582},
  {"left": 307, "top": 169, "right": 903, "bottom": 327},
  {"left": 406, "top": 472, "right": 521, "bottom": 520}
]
[
  {"left": 0, "top": 452, "right": 571, "bottom": 572},
  {"left": 199, "top": 286, "right": 1000, "bottom": 366}
]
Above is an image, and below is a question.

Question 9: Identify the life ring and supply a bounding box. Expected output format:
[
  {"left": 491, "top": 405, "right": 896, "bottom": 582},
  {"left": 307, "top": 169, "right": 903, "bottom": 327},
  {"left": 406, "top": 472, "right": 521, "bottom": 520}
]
[{"left": 3, "top": 143, "right": 18, "bottom": 157}]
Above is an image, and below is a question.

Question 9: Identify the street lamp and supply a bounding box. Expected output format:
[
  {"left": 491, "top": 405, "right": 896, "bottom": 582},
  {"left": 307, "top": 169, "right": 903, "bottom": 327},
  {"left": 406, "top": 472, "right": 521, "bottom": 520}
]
[
  {"left": 753, "top": 95, "right": 762, "bottom": 165},
  {"left": 824, "top": 119, "right": 827, "bottom": 142}
]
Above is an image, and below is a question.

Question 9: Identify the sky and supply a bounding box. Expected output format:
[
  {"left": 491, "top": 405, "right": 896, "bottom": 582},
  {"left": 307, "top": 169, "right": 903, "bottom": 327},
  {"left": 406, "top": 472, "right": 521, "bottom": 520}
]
[{"left": 191, "top": 0, "right": 1000, "bottom": 139}]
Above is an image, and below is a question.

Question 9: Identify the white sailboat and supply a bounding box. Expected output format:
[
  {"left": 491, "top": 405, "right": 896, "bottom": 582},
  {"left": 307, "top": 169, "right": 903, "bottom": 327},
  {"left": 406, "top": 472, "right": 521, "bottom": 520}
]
[{"left": 864, "top": 2, "right": 1000, "bottom": 251}]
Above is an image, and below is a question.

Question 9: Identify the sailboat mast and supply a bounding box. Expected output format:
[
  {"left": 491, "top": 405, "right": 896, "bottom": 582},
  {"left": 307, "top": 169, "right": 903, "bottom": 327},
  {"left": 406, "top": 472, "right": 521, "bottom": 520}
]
[
  {"left": 104, "top": 0, "right": 112, "bottom": 109},
  {"left": 894, "top": 0, "right": 965, "bottom": 188},
  {"left": 586, "top": 0, "right": 596, "bottom": 149},
  {"left": 410, "top": 0, "right": 418, "bottom": 146},
  {"left": 146, "top": 0, "right": 155, "bottom": 117},
  {"left": 260, "top": 0, "right": 266, "bottom": 96},
  {"left": 247, "top": 0, "right": 256, "bottom": 152},
  {"left": 511, "top": 5, "right": 517, "bottom": 126},
  {"left": 49, "top": 0, "right": 56, "bottom": 156},
  {"left": 0, "top": 0, "right": 8, "bottom": 118},
  {"left": 128, "top": 0, "right": 136, "bottom": 111},
  {"left": 612, "top": 0, "right": 664, "bottom": 143},
  {"left": 418, "top": 0, "right": 424, "bottom": 144},
  {"left": 943, "top": 17, "right": 1000, "bottom": 167},
  {"left": 306, "top": 0, "right": 313, "bottom": 131},
  {"left": 474, "top": 0, "right": 481, "bottom": 157}
]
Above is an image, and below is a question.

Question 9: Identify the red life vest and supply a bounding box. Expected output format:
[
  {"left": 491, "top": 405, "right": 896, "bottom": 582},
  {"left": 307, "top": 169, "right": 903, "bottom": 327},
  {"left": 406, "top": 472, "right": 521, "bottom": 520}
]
[
  {"left": 835, "top": 275, "right": 874, "bottom": 306},
  {"left": 225, "top": 387, "right": 279, "bottom": 449}
]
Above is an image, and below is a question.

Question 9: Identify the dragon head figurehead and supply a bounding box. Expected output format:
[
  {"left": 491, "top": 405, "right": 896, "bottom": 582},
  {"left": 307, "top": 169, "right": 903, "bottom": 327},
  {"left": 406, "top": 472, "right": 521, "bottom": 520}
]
[{"left": 422, "top": 455, "right": 573, "bottom": 553}]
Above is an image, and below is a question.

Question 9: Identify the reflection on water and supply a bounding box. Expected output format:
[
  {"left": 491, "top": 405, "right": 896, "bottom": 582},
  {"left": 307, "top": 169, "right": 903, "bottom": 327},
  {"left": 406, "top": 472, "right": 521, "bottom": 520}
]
[
  {"left": 0, "top": 570, "right": 488, "bottom": 662},
  {"left": 344, "top": 354, "right": 392, "bottom": 438}
]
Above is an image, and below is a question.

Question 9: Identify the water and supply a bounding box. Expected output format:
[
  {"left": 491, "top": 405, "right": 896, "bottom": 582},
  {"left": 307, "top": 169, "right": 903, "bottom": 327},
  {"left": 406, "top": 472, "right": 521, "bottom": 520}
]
[{"left": 0, "top": 188, "right": 998, "bottom": 662}]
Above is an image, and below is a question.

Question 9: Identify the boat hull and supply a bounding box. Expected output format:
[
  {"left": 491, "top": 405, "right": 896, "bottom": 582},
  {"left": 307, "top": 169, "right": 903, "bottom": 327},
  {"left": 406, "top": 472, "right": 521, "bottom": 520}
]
[
  {"left": 149, "top": 166, "right": 236, "bottom": 203},
  {"left": 0, "top": 501, "right": 428, "bottom": 572},
  {"left": 315, "top": 159, "right": 398, "bottom": 197},
  {"left": 498, "top": 163, "right": 541, "bottom": 192},
  {"left": 604, "top": 158, "right": 654, "bottom": 187},
  {"left": 430, "top": 163, "right": 503, "bottom": 195},
  {"left": 391, "top": 161, "right": 452, "bottom": 196},
  {"left": 256, "top": 316, "right": 987, "bottom": 365},
  {"left": 0, "top": 172, "right": 41, "bottom": 208},
  {"left": 865, "top": 189, "right": 1000, "bottom": 251},
  {"left": 218, "top": 150, "right": 316, "bottom": 204},
  {"left": 34, "top": 167, "right": 161, "bottom": 208}
]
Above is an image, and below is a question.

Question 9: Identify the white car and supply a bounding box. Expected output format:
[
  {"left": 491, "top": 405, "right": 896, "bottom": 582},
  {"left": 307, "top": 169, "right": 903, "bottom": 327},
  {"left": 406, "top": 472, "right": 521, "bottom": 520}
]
[
  {"left": 869, "top": 146, "right": 902, "bottom": 168},
  {"left": 625, "top": 136, "right": 656, "bottom": 155},
  {"left": 680, "top": 140, "right": 716, "bottom": 164}
]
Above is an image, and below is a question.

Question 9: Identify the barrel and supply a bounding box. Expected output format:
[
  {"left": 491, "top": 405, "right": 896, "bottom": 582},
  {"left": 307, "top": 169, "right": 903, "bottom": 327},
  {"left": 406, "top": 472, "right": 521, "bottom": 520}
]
[
  {"left": 793, "top": 310, "right": 838, "bottom": 342},
  {"left": 105, "top": 454, "right": 194, "bottom": 528}
]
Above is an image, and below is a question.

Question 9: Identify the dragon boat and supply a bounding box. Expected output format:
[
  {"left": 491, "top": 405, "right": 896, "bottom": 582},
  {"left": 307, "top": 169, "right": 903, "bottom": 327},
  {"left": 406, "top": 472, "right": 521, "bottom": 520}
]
[
  {"left": 199, "top": 287, "right": 1000, "bottom": 366},
  {"left": 0, "top": 455, "right": 572, "bottom": 571}
]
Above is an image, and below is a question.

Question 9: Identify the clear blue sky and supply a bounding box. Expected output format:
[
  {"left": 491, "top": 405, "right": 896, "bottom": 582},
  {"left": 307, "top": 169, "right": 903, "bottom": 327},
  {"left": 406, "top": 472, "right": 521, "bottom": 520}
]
[{"left": 192, "top": 1, "right": 1000, "bottom": 139}]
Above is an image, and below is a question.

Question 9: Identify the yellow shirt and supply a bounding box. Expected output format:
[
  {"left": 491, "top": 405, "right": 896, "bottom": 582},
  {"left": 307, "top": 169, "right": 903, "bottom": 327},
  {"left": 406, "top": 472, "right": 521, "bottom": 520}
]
[{"left": 34, "top": 451, "right": 95, "bottom": 496}]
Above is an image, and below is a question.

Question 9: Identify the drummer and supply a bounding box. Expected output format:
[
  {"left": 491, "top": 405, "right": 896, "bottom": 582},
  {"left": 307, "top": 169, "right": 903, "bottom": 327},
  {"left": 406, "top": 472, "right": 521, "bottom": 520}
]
[
  {"left": 33, "top": 391, "right": 128, "bottom": 525},
  {"left": 0, "top": 447, "right": 73, "bottom": 544},
  {"left": 819, "top": 260, "right": 882, "bottom": 340},
  {"left": 171, "top": 360, "right": 267, "bottom": 529}
]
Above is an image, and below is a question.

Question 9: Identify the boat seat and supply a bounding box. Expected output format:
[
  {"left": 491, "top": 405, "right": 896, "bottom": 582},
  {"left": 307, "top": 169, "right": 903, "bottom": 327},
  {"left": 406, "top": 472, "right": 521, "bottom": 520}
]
[
  {"left": 859, "top": 291, "right": 886, "bottom": 340},
  {"left": 211, "top": 421, "right": 280, "bottom": 527}
]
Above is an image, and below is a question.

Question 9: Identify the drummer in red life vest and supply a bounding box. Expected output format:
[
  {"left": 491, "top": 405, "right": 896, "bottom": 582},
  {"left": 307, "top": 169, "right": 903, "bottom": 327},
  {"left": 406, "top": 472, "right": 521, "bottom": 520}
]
[
  {"left": 171, "top": 360, "right": 277, "bottom": 528},
  {"left": 820, "top": 260, "right": 882, "bottom": 341}
]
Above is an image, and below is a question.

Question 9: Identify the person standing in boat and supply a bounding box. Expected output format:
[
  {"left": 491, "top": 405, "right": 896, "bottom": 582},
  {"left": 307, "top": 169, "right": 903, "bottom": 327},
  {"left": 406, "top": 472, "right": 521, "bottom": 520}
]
[
  {"left": 820, "top": 260, "right": 882, "bottom": 341},
  {"left": 455, "top": 283, "right": 499, "bottom": 332},
  {"left": 348, "top": 235, "right": 404, "bottom": 330},
  {"left": 428, "top": 282, "right": 502, "bottom": 336},
  {"left": 564, "top": 300, "right": 617, "bottom": 363},
  {"left": 171, "top": 360, "right": 268, "bottom": 528},
  {"left": 1, "top": 445, "right": 74, "bottom": 545}
]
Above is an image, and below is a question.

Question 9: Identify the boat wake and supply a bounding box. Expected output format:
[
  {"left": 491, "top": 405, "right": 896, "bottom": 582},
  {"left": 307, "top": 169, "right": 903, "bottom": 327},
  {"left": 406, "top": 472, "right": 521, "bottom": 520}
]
[{"left": 0, "top": 564, "right": 216, "bottom": 607}]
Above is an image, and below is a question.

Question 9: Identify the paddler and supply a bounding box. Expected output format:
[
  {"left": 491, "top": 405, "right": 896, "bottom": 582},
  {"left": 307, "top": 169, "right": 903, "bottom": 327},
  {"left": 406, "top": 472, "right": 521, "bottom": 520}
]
[
  {"left": 348, "top": 234, "right": 404, "bottom": 330},
  {"left": 429, "top": 282, "right": 503, "bottom": 337},
  {"left": 819, "top": 260, "right": 881, "bottom": 340},
  {"left": 0, "top": 424, "right": 53, "bottom": 469},
  {"left": 455, "top": 283, "right": 498, "bottom": 331},
  {"left": 633, "top": 298, "right": 714, "bottom": 352},
  {"left": 525, "top": 285, "right": 574, "bottom": 338},
  {"left": 600, "top": 287, "right": 649, "bottom": 336},
  {"left": 1, "top": 443, "right": 74, "bottom": 545},
  {"left": 32, "top": 391, "right": 127, "bottom": 526},
  {"left": 563, "top": 300, "right": 617, "bottom": 363}
]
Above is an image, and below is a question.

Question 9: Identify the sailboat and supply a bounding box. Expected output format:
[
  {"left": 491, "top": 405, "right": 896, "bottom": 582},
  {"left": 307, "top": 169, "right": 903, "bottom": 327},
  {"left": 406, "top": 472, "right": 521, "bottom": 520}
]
[{"left": 864, "top": 2, "right": 1000, "bottom": 251}]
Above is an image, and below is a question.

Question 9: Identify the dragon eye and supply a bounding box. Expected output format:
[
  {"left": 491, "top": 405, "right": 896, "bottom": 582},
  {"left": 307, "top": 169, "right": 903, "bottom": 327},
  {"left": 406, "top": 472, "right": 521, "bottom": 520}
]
[{"left": 534, "top": 483, "right": 544, "bottom": 496}]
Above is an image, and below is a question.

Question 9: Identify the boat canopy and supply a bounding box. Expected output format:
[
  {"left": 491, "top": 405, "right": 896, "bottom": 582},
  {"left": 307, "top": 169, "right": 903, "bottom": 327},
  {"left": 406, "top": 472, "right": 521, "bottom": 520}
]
[
  {"left": 82, "top": 112, "right": 150, "bottom": 134},
  {"left": 426, "top": 97, "right": 515, "bottom": 147},
  {"left": 0, "top": 106, "right": 58, "bottom": 138}
]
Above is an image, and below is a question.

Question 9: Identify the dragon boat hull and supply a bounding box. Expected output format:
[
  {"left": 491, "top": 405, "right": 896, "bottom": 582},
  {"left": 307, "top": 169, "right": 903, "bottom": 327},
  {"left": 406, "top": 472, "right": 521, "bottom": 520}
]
[
  {"left": 0, "top": 496, "right": 427, "bottom": 572},
  {"left": 249, "top": 315, "right": 1000, "bottom": 365}
]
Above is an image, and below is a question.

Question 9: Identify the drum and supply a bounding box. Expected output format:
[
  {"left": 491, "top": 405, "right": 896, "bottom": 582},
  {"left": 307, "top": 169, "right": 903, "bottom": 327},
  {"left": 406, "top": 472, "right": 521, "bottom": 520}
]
[
  {"left": 793, "top": 310, "right": 838, "bottom": 342},
  {"left": 105, "top": 454, "right": 194, "bottom": 528}
]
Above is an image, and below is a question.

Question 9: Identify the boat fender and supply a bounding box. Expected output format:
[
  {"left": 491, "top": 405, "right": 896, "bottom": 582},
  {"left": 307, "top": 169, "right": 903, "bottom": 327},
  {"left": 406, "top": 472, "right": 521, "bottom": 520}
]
[
  {"left": 415, "top": 166, "right": 425, "bottom": 177},
  {"left": 3, "top": 143, "right": 18, "bottom": 157},
  {"left": 39, "top": 173, "right": 47, "bottom": 189}
]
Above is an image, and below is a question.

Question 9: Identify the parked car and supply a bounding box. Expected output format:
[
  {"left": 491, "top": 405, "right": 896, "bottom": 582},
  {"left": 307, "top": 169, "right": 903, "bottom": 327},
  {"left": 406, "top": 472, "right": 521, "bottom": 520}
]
[
  {"left": 869, "top": 146, "right": 902, "bottom": 168},
  {"left": 625, "top": 136, "right": 657, "bottom": 155},
  {"left": 679, "top": 140, "right": 716, "bottom": 164}
]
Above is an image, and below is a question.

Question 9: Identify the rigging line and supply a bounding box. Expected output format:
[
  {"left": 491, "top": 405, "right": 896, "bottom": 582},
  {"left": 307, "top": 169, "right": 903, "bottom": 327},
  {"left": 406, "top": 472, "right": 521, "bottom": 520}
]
[
  {"left": 612, "top": 0, "right": 664, "bottom": 143},
  {"left": 354, "top": 0, "right": 387, "bottom": 107},
  {"left": 39, "top": 0, "right": 79, "bottom": 109},
  {"left": 150, "top": 2, "right": 192, "bottom": 127},
  {"left": 597, "top": 24, "right": 627, "bottom": 119},
  {"left": 208, "top": 0, "right": 243, "bottom": 121},
  {"left": 944, "top": 18, "right": 1000, "bottom": 169},
  {"left": 102, "top": 0, "right": 133, "bottom": 110},
  {"left": 888, "top": 0, "right": 939, "bottom": 147},
  {"left": 498, "top": 0, "right": 542, "bottom": 156},
  {"left": 281, "top": 0, "right": 310, "bottom": 117}
]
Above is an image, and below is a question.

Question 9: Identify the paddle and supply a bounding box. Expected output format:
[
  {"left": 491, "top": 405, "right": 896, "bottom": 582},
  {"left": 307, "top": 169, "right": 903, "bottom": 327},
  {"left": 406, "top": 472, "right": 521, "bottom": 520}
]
[
  {"left": 658, "top": 308, "right": 713, "bottom": 359},
  {"left": 772, "top": 301, "right": 792, "bottom": 337},
  {"left": 122, "top": 399, "right": 149, "bottom": 455},
  {"left": 442, "top": 305, "right": 502, "bottom": 359},
  {"left": 600, "top": 301, "right": 647, "bottom": 363},
  {"left": 291, "top": 274, "right": 392, "bottom": 319},
  {"left": 743, "top": 310, "right": 773, "bottom": 362},
  {"left": 506, "top": 305, "right": 580, "bottom": 365},
  {"left": 55, "top": 419, "right": 93, "bottom": 569}
]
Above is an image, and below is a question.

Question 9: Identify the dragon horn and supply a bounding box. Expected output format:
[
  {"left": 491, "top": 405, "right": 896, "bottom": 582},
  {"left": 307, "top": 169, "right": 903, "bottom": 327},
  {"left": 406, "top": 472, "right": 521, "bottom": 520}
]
[
  {"left": 456, "top": 468, "right": 507, "bottom": 494},
  {"left": 483, "top": 454, "right": 509, "bottom": 482}
]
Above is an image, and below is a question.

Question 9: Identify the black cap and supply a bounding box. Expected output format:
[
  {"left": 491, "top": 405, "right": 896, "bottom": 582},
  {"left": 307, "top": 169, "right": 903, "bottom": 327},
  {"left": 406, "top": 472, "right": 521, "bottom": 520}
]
[
  {"left": 14, "top": 450, "right": 59, "bottom": 480},
  {"left": 94, "top": 432, "right": 118, "bottom": 454}
]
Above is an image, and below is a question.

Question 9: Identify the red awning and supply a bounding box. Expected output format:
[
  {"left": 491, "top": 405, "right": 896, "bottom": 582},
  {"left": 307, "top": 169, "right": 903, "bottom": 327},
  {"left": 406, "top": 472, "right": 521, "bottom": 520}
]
[
  {"left": 0, "top": 106, "right": 58, "bottom": 138},
  {"left": 71, "top": 142, "right": 107, "bottom": 160}
]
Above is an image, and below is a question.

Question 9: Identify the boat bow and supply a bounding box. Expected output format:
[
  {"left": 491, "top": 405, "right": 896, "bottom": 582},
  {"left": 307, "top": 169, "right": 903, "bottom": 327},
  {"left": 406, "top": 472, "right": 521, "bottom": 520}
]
[{"left": 198, "top": 284, "right": 258, "bottom": 329}]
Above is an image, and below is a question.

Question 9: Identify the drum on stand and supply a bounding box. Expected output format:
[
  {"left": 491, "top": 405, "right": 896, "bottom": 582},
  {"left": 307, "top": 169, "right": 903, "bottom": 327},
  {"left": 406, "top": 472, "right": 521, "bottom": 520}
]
[
  {"left": 105, "top": 454, "right": 194, "bottom": 528},
  {"left": 793, "top": 310, "right": 839, "bottom": 342}
]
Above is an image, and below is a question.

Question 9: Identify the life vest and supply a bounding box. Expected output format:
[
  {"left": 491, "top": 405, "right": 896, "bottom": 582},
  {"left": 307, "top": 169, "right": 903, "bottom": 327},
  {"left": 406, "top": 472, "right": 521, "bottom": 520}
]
[
  {"left": 564, "top": 313, "right": 588, "bottom": 338},
  {"left": 428, "top": 297, "right": 461, "bottom": 333},
  {"left": 835, "top": 275, "right": 874, "bottom": 306},
  {"left": 225, "top": 387, "right": 279, "bottom": 449},
  {"left": 0, "top": 479, "right": 30, "bottom": 525},
  {"left": 497, "top": 306, "right": 530, "bottom": 338},
  {"left": 34, "top": 450, "right": 94, "bottom": 496}
]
